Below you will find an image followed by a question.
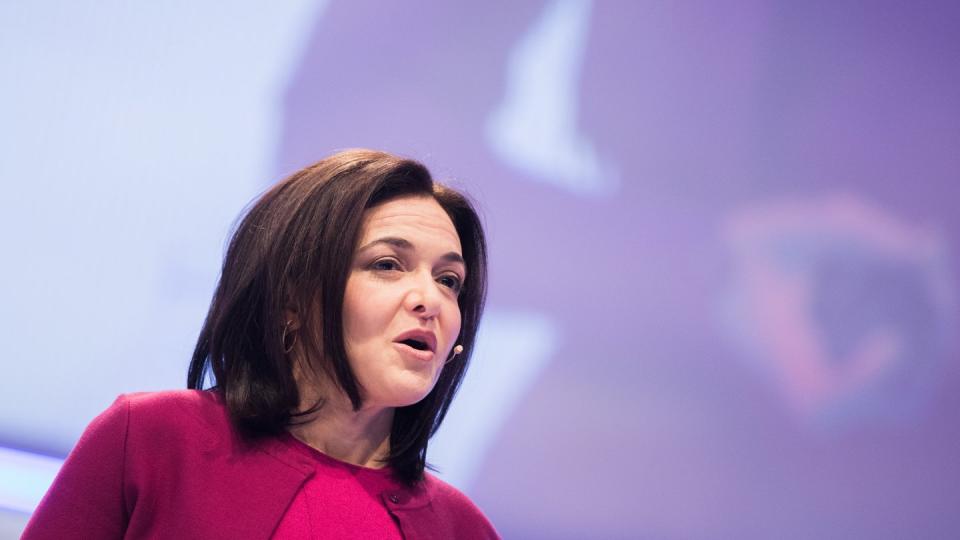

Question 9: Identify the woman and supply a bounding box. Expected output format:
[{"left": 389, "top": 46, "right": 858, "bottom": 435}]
[{"left": 23, "top": 149, "right": 499, "bottom": 539}]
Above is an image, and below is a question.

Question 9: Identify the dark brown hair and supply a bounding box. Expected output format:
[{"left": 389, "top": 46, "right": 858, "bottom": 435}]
[{"left": 187, "top": 149, "right": 487, "bottom": 485}]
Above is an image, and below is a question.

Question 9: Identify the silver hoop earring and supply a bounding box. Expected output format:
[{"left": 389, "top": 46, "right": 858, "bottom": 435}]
[{"left": 282, "top": 320, "right": 297, "bottom": 354}]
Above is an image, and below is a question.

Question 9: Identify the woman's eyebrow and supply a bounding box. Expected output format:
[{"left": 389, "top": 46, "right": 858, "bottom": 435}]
[
  {"left": 358, "top": 236, "right": 413, "bottom": 252},
  {"left": 358, "top": 236, "right": 465, "bottom": 266}
]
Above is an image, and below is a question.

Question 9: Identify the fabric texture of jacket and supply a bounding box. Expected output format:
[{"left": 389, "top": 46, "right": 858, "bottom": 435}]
[{"left": 22, "top": 390, "right": 499, "bottom": 539}]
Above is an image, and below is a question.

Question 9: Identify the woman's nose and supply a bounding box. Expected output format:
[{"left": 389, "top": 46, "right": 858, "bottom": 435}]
[{"left": 405, "top": 272, "right": 442, "bottom": 320}]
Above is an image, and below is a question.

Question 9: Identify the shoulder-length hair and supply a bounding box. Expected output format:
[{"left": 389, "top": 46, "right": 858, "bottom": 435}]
[{"left": 187, "top": 149, "right": 487, "bottom": 486}]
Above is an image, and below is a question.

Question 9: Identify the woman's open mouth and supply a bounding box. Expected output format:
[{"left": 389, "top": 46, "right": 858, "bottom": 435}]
[{"left": 394, "top": 341, "right": 435, "bottom": 361}]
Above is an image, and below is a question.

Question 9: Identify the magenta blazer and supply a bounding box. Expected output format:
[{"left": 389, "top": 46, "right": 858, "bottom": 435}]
[{"left": 22, "top": 391, "right": 499, "bottom": 539}]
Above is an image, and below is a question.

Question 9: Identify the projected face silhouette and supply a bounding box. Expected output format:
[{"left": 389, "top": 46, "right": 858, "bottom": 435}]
[{"left": 272, "top": 1, "right": 960, "bottom": 537}]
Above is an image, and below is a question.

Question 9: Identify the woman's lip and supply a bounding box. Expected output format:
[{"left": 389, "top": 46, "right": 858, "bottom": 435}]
[
  {"left": 393, "top": 342, "right": 435, "bottom": 362},
  {"left": 393, "top": 329, "right": 437, "bottom": 352}
]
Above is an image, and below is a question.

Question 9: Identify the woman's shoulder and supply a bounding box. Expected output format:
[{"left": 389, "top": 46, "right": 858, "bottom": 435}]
[
  {"left": 420, "top": 472, "right": 500, "bottom": 537},
  {"left": 104, "top": 389, "right": 232, "bottom": 444},
  {"left": 118, "top": 388, "right": 224, "bottom": 414}
]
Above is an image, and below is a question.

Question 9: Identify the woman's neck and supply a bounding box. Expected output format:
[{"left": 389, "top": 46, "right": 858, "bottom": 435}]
[{"left": 288, "top": 378, "right": 395, "bottom": 469}]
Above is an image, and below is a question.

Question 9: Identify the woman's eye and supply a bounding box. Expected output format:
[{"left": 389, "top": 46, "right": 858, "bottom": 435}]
[
  {"left": 371, "top": 258, "right": 401, "bottom": 272},
  {"left": 438, "top": 274, "right": 463, "bottom": 294}
]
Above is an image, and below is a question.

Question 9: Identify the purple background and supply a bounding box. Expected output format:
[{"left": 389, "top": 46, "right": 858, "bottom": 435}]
[{"left": 275, "top": 2, "right": 960, "bottom": 537}]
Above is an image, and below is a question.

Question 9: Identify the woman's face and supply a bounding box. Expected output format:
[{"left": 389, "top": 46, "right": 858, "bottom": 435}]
[{"left": 342, "top": 195, "right": 465, "bottom": 409}]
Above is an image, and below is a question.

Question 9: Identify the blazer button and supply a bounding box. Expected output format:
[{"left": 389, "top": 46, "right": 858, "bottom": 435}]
[{"left": 389, "top": 494, "right": 400, "bottom": 504}]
